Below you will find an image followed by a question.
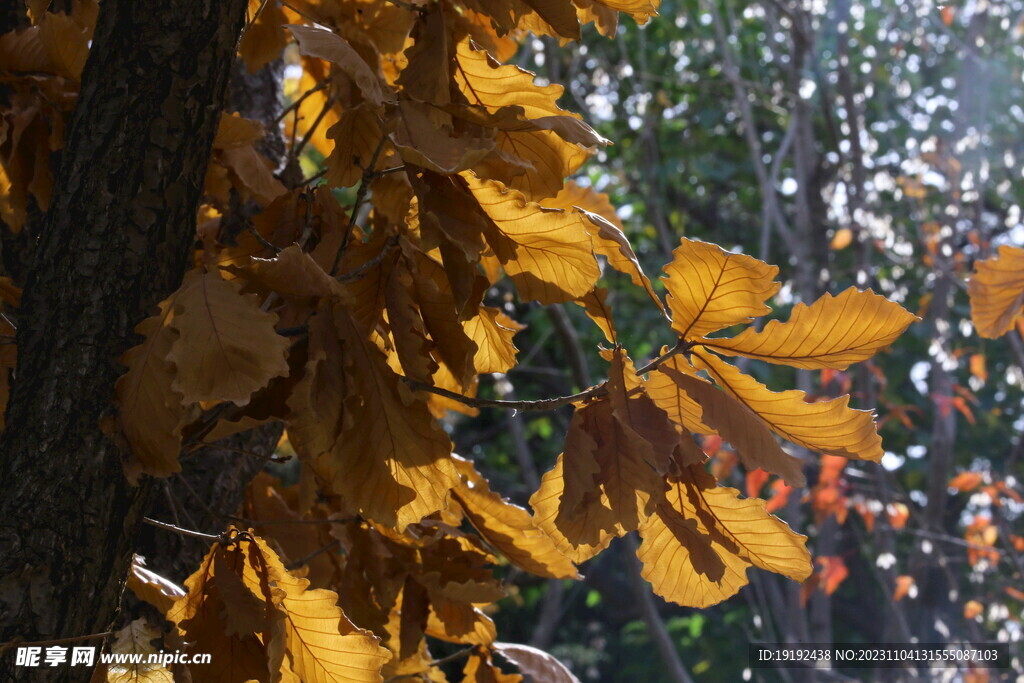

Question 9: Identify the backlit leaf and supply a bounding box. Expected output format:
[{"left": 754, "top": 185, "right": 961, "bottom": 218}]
[
  {"left": 453, "top": 455, "right": 580, "bottom": 580},
  {"left": 693, "top": 351, "right": 883, "bottom": 462},
  {"left": 662, "top": 238, "right": 779, "bottom": 339},
  {"left": 968, "top": 245, "right": 1024, "bottom": 338},
  {"left": 704, "top": 287, "right": 918, "bottom": 370}
]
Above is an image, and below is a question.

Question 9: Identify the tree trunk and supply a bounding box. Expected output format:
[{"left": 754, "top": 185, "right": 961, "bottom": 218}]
[{"left": 0, "top": 1, "right": 247, "bottom": 679}]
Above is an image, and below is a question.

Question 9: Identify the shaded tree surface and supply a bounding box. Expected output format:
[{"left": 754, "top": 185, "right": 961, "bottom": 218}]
[{"left": 0, "top": 0, "right": 247, "bottom": 679}]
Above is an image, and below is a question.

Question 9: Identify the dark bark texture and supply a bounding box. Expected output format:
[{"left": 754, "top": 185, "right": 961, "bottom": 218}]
[{"left": 0, "top": 0, "right": 248, "bottom": 679}]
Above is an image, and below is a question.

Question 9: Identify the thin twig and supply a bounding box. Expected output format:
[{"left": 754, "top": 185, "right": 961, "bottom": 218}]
[
  {"left": 634, "top": 338, "right": 693, "bottom": 375},
  {"left": 429, "top": 647, "right": 474, "bottom": 668},
  {"left": 274, "top": 77, "right": 332, "bottom": 125},
  {"left": 229, "top": 515, "right": 358, "bottom": 527},
  {"left": 289, "top": 96, "right": 335, "bottom": 164},
  {"left": 405, "top": 380, "right": 607, "bottom": 412},
  {"left": 331, "top": 135, "right": 389, "bottom": 276},
  {"left": 336, "top": 235, "right": 400, "bottom": 282},
  {"left": 143, "top": 517, "right": 221, "bottom": 542},
  {"left": 287, "top": 540, "right": 341, "bottom": 570}
]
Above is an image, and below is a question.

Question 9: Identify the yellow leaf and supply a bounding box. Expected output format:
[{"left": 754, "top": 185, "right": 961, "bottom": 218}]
[
  {"left": 593, "top": 0, "right": 658, "bottom": 24},
  {"left": 168, "top": 269, "right": 291, "bottom": 406},
  {"left": 410, "top": 250, "right": 479, "bottom": 388},
  {"left": 167, "top": 543, "right": 272, "bottom": 682},
  {"left": 561, "top": 397, "right": 665, "bottom": 533},
  {"left": 704, "top": 287, "right": 918, "bottom": 370},
  {"left": 286, "top": 303, "right": 347, "bottom": 461},
  {"left": 106, "top": 619, "right": 174, "bottom": 683},
  {"left": 246, "top": 536, "right": 392, "bottom": 682},
  {"left": 289, "top": 24, "right": 391, "bottom": 107},
  {"left": 116, "top": 298, "right": 184, "bottom": 479},
  {"left": 603, "top": 347, "right": 680, "bottom": 474},
  {"left": 325, "top": 304, "right": 459, "bottom": 530},
  {"left": 239, "top": 0, "right": 289, "bottom": 73},
  {"left": 452, "top": 455, "right": 580, "bottom": 580},
  {"left": 542, "top": 181, "right": 665, "bottom": 313},
  {"left": 576, "top": 288, "right": 616, "bottom": 343},
  {"left": 385, "top": 258, "right": 438, "bottom": 384},
  {"left": 644, "top": 354, "right": 715, "bottom": 435},
  {"left": 466, "top": 175, "right": 600, "bottom": 304},
  {"left": 968, "top": 245, "right": 1024, "bottom": 338},
  {"left": 325, "top": 104, "right": 385, "bottom": 188},
  {"left": 463, "top": 306, "right": 521, "bottom": 374},
  {"left": 426, "top": 599, "right": 496, "bottom": 646},
  {"left": 236, "top": 245, "right": 345, "bottom": 299},
  {"left": 662, "top": 238, "right": 779, "bottom": 339},
  {"left": 390, "top": 100, "right": 495, "bottom": 174},
  {"left": 661, "top": 364, "right": 806, "bottom": 487},
  {"left": 455, "top": 41, "right": 597, "bottom": 200},
  {"left": 693, "top": 351, "right": 883, "bottom": 462},
  {"left": 637, "top": 467, "right": 810, "bottom": 607},
  {"left": 830, "top": 228, "right": 853, "bottom": 250},
  {"left": 529, "top": 454, "right": 618, "bottom": 563}
]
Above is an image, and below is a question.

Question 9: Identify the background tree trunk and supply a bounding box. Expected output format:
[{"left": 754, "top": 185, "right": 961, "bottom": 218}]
[{"left": 0, "top": 1, "right": 248, "bottom": 679}]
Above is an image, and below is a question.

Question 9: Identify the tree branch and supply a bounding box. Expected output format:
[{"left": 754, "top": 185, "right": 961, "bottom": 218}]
[{"left": 405, "top": 379, "right": 607, "bottom": 412}]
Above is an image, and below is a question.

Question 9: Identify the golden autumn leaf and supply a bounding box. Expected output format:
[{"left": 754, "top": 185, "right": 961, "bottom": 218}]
[
  {"left": 693, "top": 351, "right": 884, "bottom": 462},
  {"left": 493, "top": 643, "right": 581, "bottom": 683},
  {"left": 637, "top": 466, "right": 810, "bottom": 607},
  {"left": 168, "top": 269, "right": 291, "bottom": 406},
  {"left": 454, "top": 41, "right": 601, "bottom": 199},
  {"left": 542, "top": 181, "right": 665, "bottom": 312},
  {"left": 644, "top": 354, "right": 715, "bottom": 435},
  {"left": 245, "top": 536, "right": 392, "bottom": 683},
  {"left": 658, "top": 362, "right": 806, "bottom": 487},
  {"left": 559, "top": 397, "right": 665, "bottom": 534},
  {"left": 466, "top": 174, "right": 600, "bottom": 304},
  {"left": 323, "top": 304, "right": 458, "bottom": 530},
  {"left": 106, "top": 619, "right": 174, "bottom": 683},
  {"left": 116, "top": 298, "right": 184, "bottom": 479},
  {"left": 704, "top": 287, "right": 918, "bottom": 370},
  {"left": 325, "top": 104, "right": 385, "bottom": 188},
  {"left": 662, "top": 238, "right": 780, "bottom": 339},
  {"left": 452, "top": 455, "right": 580, "bottom": 580},
  {"left": 236, "top": 245, "right": 345, "bottom": 300},
  {"left": 463, "top": 306, "right": 521, "bottom": 374},
  {"left": 530, "top": 454, "right": 618, "bottom": 564},
  {"left": 167, "top": 542, "right": 273, "bottom": 683},
  {"left": 169, "top": 532, "right": 391, "bottom": 683},
  {"left": 289, "top": 24, "right": 391, "bottom": 107},
  {"left": 968, "top": 245, "right": 1024, "bottom": 338}
]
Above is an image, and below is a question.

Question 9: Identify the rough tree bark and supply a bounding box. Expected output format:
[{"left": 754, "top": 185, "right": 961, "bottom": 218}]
[{"left": 0, "top": 1, "right": 248, "bottom": 679}]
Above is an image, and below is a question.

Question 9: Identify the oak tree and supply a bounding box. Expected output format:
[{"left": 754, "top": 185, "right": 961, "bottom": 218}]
[{"left": 0, "top": 0, "right": 915, "bottom": 680}]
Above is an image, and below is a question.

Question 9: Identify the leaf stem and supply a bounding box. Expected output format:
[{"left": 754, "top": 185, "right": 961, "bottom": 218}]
[
  {"left": 634, "top": 338, "right": 694, "bottom": 375},
  {"left": 405, "top": 380, "right": 607, "bottom": 411}
]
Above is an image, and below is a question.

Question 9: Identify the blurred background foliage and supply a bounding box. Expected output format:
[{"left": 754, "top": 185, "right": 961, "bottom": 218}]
[{"left": 413, "top": 0, "right": 1024, "bottom": 680}]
